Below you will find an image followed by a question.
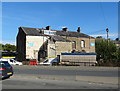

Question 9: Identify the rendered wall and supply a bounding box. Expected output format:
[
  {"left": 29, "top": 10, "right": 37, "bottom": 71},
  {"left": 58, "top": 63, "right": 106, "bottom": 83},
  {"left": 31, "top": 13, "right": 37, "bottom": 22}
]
[{"left": 26, "top": 36, "right": 48, "bottom": 60}]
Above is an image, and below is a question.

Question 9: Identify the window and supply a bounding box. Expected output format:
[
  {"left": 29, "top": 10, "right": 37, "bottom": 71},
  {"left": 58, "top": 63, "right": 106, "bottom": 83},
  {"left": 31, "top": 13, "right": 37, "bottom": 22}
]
[
  {"left": 28, "top": 43, "right": 34, "bottom": 47},
  {"left": 0, "top": 62, "right": 10, "bottom": 67},
  {"left": 10, "top": 59, "right": 13, "bottom": 62},
  {"left": 72, "top": 41, "right": 76, "bottom": 49},
  {"left": 81, "top": 40, "right": 85, "bottom": 48},
  {"left": 90, "top": 43, "right": 95, "bottom": 46},
  {"left": 43, "top": 59, "right": 48, "bottom": 63}
]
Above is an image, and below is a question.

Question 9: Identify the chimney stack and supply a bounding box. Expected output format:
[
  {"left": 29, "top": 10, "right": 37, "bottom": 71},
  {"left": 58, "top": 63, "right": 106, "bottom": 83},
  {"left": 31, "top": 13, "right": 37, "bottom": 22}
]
[
  {"left": 77, "top": 27, "right": 80, "bottom": 33},
  {"left": 62, "top": 27, "right": 68, "bottom": 32},
  {"left": 46, "top": 26, "right": 51, "bottom": 30}
]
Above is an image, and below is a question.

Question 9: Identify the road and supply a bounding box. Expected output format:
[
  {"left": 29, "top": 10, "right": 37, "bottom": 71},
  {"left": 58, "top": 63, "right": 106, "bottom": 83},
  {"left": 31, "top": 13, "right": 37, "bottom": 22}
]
[
  {"left": 13, "top": 65, "right": 118, "bottom": 77},
  {"left": 1, "top": 65, "right": 119, "bottom": 89}
]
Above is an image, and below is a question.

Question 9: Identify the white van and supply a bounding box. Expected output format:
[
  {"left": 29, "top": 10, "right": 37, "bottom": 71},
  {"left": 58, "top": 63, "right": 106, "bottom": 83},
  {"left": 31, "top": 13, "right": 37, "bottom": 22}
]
[
  {"left": 0, "top": 58, "right": 22, "bottom": 65},
  {"left": 37, "top": 58, "right": 58, "bottom": 66}
]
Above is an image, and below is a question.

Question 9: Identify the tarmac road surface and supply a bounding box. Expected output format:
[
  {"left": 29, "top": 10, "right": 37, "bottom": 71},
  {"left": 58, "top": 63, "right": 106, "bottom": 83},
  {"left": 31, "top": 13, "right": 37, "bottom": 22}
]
[
  {"left": 13, "top": 65, "right": 118, "bottom": 77},
  {"left": 1, "top": 65, "right": 119, "bottom": 90}
]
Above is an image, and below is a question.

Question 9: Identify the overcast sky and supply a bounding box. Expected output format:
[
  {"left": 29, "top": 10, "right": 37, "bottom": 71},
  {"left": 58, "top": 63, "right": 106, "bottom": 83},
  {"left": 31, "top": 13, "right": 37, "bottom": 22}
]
[{"left": 2, "top": 2, "right": 118, "bottom": 45}]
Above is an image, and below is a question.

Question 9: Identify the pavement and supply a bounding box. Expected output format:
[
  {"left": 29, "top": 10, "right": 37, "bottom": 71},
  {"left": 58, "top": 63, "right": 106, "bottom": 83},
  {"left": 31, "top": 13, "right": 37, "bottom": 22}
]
[{"left": 2, "top": 76, "right": 118, "bottom": 89}]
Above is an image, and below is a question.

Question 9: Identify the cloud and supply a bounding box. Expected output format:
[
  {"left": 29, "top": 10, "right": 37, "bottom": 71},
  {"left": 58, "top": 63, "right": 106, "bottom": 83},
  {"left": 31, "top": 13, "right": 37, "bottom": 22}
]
[
  {"left": 90, "top": 33, "right": 118, "bottom": 39},
  {"left": 0, "top": 41, "right": 16, "bottom": 45},
  {"left": 57, "top": 26, "right": 67, "bottom": 30}
]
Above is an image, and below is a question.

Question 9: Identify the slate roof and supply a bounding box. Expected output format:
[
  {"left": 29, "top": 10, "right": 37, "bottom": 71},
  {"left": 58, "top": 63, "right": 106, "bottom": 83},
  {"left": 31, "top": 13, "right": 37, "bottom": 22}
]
[
  {"left": 56, "top": 31, "right": 94, "bottom": 38},
  {"left": 112, "top": 40, "right": 120, "bottom": 44},
  {"left": 20, "top": 27, "right": 42, "bottom": 36},
  {"left": 49, "top": 35, "right": 71, "bottom": 42},
  {"left": 19, "top": 27, "right": 94, "bottom": 39}
]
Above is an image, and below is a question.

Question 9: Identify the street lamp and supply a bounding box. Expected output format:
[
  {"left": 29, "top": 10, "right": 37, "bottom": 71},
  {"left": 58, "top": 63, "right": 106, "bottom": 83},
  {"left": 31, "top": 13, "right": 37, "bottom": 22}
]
[
  {"left": 106, "top": 28, "right": 109, "bottom": 47},
  {"left": 106, "top": 28, "right": 109, "bottom": 40}
]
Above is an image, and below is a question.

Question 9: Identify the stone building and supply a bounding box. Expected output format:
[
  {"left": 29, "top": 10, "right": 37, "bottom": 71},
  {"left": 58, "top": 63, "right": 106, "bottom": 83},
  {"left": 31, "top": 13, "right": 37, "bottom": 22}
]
[
  {"left": 37, "top": 35, "right": 73, "bottom": 62},
  {"left": 56, "top": 27, "right": 95, "bottom": 53},
  {"left": 16, "top": 26, "right": 95, "bottom": 62},
  {"left": 112, "top": 39, "right": 120, "bottom": 51}
]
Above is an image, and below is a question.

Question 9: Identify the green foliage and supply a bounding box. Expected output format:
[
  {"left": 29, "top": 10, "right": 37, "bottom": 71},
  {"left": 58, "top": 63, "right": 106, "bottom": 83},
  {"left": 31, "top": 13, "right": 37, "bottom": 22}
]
[
  {"left": 95, "top": 37, "right": 119, "bottom": 66},
  {"left": 0, "top": 43, "right": 16, "bottom": 52},
  {"left": 0, "top": 44, "right": 3, "bottom": 50}
]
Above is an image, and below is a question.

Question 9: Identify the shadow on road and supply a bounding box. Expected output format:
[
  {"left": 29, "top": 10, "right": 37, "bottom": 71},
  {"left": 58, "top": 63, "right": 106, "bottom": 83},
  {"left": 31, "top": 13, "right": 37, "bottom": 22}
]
[{"left": 1, "top": 76, "right": 10, "bottom": 80}]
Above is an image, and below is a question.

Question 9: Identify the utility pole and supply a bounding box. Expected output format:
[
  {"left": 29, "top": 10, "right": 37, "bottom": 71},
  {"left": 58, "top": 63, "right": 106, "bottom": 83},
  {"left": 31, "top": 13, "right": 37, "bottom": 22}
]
[
  {"left": 106, "top": 28, "right": 109, "bottom": 46},
  {"left": 106, "top": 28, "right": 109, "bottom": 40},
  {"left": 106, "top": 28, "right": 109, "bottom": 61}
]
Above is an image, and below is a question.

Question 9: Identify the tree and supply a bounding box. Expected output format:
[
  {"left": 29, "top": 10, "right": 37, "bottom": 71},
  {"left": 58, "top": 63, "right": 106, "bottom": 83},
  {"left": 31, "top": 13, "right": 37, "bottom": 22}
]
[
  {"left": 0, "top": 43, "right": 16, "bottom": 52},
  {"left": 95, "top": 37, "right": 117, "bottom": 66},
  {"left": 0, "top": 44, "right": 4, "bottom": 50}
]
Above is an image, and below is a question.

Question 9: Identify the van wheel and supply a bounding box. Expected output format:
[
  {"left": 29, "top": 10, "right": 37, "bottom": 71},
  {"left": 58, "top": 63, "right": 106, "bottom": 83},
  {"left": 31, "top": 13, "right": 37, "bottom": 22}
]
[{"left": 52, "top": 62, "right": 58, "bottom": 66}]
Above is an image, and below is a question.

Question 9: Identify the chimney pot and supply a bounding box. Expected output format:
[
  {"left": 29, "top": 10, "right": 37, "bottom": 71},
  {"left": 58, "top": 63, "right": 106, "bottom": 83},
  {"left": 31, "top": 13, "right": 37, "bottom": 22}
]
[
  {"left": 62, "top": 27, "right": 68, "bottom": 32},
  {"left": 77, "top": 27, "right": 80, "bottom": 33},
  {"left": 46, "top": 26, "right": 51, "bottom": 30}
]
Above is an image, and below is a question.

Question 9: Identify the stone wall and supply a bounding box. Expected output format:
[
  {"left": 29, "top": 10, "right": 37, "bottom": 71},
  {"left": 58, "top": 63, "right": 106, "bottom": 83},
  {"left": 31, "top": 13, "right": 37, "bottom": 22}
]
[
  {"left": 47, "top": 41, "right": 72, "bottom": 58},
  {"left": 55, "top": 42, "right": 72, "bottom": 56},
  {"left": 48, "top": 43, "right": 56, "bottom": 58},
  {"left": 61, "top": 36, "right": 95, "bottom": 53}
]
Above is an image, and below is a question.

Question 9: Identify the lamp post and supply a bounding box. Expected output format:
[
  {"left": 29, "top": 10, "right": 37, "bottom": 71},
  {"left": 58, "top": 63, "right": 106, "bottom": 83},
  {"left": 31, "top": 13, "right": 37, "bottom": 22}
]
[
  {"left": 106, "top": 28, "right": 109, "bottom": 61},
  {"left": 106, "top": 28, "right": 109, "bottom": 45},
  {"left": 106, "top": 28, "right": 109, "bottom": 40}
]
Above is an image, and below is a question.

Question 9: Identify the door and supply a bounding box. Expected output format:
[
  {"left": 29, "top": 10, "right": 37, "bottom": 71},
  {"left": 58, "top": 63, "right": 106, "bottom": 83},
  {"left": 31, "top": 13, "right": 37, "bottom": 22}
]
[{"left": 34, "top": 50, "right": 39, "bottom": 60}]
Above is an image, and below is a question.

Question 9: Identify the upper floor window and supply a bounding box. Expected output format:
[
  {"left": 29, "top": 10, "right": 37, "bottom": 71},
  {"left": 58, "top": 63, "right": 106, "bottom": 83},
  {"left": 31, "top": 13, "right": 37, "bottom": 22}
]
[
  {"left": 72, "top": 41, "right": 76, "bottom": 49},
  {"left": 81, "top": 40, "right": 85, "bottom": 48},
  {"left": 90, "top": 43, "right": 95, "bottom": 46}
]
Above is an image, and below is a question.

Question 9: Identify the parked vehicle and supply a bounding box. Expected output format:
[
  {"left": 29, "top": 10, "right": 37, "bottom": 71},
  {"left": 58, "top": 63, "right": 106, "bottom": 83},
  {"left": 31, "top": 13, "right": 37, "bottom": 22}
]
[
  {"left": 60, "top": 53, "right": 97, "bottom": 66},
  {"left": 37, "top": 58, "right": 59, "bottom": 66},
  {"left": 0, "top": 60, "right": 13, "bottom": 79},
  {"left": 0, "top": 58, "right": 22, "bottom": 65},
  {"left": 0, "top": 51, "right": 16, "bottom": 59}
]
